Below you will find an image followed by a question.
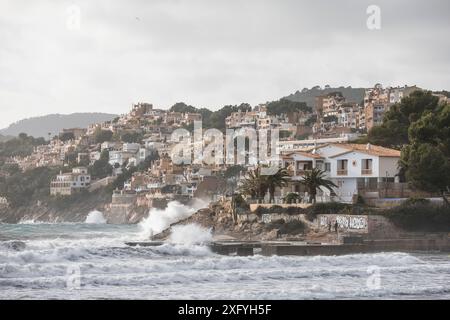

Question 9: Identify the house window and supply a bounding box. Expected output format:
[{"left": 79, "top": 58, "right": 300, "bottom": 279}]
[
  {"left": 325, "top": 163, "right": 331, "bottom": 172},
  {"left": 316, "top": 161, "right": 323, "bottom": 171},
  {"left": 337, "top": 160, "right": 348, "bottom": 175},
  {"left": 361, "top": 159, "right": 373, "bottom": 175}
]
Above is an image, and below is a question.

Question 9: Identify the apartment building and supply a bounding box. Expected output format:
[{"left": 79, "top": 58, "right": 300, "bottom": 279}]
[
  {"left": 50, "top": 167, "right": 91, "bottom": 196},
  {"left": 365, "top": 85, "right": 420, "bottom": 131},
  {"left": 225, "top": 110, "right": 259, "bottom": 129},
  {"left": 316, "top": 92, "right": 346, "bottom": 117}
]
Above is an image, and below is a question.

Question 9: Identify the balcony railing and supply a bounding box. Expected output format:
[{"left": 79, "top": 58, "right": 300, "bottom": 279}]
[
  {"left": 337, "top": 169, "right": 348, "bottom": 176},
  {"left": 361, "top": 169, "right": 373, "bottom": 175}
]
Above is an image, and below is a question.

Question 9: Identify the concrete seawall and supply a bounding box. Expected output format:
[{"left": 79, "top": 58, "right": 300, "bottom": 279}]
[
  {"left": 127, "top": 236, "right": 450, "bottom": 256},
  {"left": 209, "top": 237, "right": 450, "bottom": 256}
]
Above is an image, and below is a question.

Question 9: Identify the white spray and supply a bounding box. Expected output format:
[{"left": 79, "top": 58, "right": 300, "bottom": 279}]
[
  {"left": 168, "top": 224, "right": 213, "bottom": 245},
  {"left": 85, "top": 210, "right": 107, "bottom": 224},
  {"left": 138, "top": 199, "right": 208, "bottom": 239}
]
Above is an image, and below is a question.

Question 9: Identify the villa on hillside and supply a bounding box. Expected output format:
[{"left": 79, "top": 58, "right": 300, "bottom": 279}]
[
  {"left": 50, "top": 167, "right": 91, "bottom": 196},
  {"left": 281, "top": 143, "right": 401, "bottom": 203}
]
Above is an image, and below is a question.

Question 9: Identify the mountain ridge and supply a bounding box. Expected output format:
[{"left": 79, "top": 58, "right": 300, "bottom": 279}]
[{"left": 0, "top": 112, "right": 118, "bottom": 139}]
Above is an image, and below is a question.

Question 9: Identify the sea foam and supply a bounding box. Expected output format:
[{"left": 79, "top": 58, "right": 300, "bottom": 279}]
[{"left": 85, "top": 210, "right": 107, "bottom": 224}]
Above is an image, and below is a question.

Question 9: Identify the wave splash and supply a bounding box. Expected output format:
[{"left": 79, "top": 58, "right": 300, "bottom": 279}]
[
  {"left": 85, "top": 210, "right": 107, "bottom": 224},
  {"left": 168, "top": 224, "right": 212, "bottom": 245},
  {"left": 137, "top": 199, "right": 208, "bottom": 239}
]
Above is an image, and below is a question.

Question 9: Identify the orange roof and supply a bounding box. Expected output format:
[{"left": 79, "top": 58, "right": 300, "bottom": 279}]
[{"left": 329, "top": 143, "right": 401, "bottom": 158}]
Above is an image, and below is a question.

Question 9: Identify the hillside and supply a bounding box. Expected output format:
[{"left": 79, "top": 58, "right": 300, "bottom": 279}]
[
  {"left": 0, "top": 134, "right": 14, "bottom": 142},
  {"left": 284, "top": 86, "right": 366, "bottom": 109},
  {"left": 0, "top": 113, "right": 118, "bottom": 139}
]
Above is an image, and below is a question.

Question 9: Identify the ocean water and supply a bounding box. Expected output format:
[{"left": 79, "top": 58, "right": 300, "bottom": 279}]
[{"left": 0, "top": 222, "right": 449, "bottom": 300}]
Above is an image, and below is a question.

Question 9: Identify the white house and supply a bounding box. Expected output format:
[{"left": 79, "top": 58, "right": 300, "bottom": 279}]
[
  {"left": 123, "top": 143, "right": 141, "bottom": 153},
  {"left": 109, "top": 150, "right": 136, "bottom": 167},
  {"left": 281, "top": 143, "right": 401, "bottom": 203},
  {"left": 50, "top": 167, "right": 91, "bottom": 196},
  {"left": 101, "top": 141, "right": 118, "bottom": 152}
]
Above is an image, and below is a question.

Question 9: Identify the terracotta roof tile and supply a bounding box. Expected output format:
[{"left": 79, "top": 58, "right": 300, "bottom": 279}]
[{"left": 329, "top": 143, "right": 401, "bottom": 158}]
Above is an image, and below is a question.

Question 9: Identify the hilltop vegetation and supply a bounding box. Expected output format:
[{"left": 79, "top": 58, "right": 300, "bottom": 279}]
[
  {"left": 0, "top": 133, "right": 47, "bottom": 159},
  {"left": 169, "top": 100, "right": 312, "bottom": 131},
  {"left": 170, "top": 102, "right": 251, "bottom": 131},
  {"left": 0, "top": 166, "right": 58, "bottom": 208},
  {"left": 284, "top": 86, "right": 365, "bottom": 109},
  {"left": 266, "top": 99, "right": 311, "bottom": 115}
]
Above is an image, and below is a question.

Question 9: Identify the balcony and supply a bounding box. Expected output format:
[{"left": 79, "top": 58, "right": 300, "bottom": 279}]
[
  {"left": 296, "top": 169, "right": 312, "bottom": 176},
  {"left": 337, "top": 169, "right": 348, "bottom": 176},
  {"left": 361, "top": 169, "right": 373, "bottom": 175}
]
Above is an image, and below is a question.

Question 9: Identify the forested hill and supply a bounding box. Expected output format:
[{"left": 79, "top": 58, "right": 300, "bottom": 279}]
[{"left": 284, "top": 86, "right": 366, "bottom": 109}]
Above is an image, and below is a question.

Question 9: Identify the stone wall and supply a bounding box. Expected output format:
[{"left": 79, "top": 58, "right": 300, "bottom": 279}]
[
  {"left": 238, "top": 210, "right": 402, "bottom": 239},
  {"left": 367, "top": 215, "right": 402, "bottom": 239},
  {"left": 105, "top": 204, "right": 132, "bottom": 224}
]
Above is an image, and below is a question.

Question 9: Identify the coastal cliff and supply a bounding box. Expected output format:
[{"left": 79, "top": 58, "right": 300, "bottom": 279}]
[{"left": 0, "top": 189, "right": 112, "bottom": 223}]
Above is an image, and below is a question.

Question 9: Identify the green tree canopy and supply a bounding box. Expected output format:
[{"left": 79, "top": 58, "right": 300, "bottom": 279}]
[
  {"left": 266, "top": 99, "right": 312, "bottom": 116},
  {"left": 170, "top": 102, "right": 197, "bottom": 113},
  {"left": 0, "top": 133, "right": 47, "bottom": 158},
  {"left": 0, "top": 166, "right": 58, "bottom": 208},
  {"left": 89, "top": 150, "right": 113, "bottom": 179},
  {"left": 59, "top": 132, "right": 75, "bottom": 142},
  {"left": 93, "top": 129, "right": 113, "bottom": 144},
  {"left": 368, "top": 91, "right": 440, "bottom": 148},
  {"left": 400, "top": 103, "right": 450, "bottom": 195},
  {"left": 120, "top": 131, "right": 144, "bottom": 143}
]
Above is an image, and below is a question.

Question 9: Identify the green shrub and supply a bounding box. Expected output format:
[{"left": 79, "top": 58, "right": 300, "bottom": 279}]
[
  {"left": 402, "top": 197, "right": 431, "bottom": 207},
  {"left": 356, "top": 195, "right": 366, "bottom": 205},
  {"left": 253, "top": 205, "right": 306, "bottom": 216},
  {"left": 384, "top": 202, "right": 450, "bottom": 232}
]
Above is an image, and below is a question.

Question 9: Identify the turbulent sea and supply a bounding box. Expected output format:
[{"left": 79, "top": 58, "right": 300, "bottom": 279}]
[{"left": 0, "top": 222, "right": 449, "bottom": 300}]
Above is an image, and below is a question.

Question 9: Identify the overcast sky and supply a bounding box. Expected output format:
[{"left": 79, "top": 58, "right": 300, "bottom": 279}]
[{"left": 0, "top": 0, "right": 449, "bottom": 128}]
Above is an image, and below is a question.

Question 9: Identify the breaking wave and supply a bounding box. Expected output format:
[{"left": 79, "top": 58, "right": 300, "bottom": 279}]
[
  {"left": 85, "top": 210, "right": 107, "bottom": 224},
  {"left": 137, "top": 199, "right": 208, "bottom": 239},
  {"left": 168, "top": 224, "right": 212, "bottom": 245}
]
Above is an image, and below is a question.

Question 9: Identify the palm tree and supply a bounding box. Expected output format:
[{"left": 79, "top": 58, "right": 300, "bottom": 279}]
[
  {"left": 239, "top": 167, "right": 268, "bottom": 203},
  {"left": 266, "top": 168, "right": 290, "bottom": 203},
  {"left": 300, "top": 168, "right": 337, "bottom": 203}
]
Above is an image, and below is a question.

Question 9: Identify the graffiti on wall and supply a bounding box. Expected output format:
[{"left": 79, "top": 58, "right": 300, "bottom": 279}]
[
  {"left": 262, "top": 214, "right": 272, "bottom": 224},
  {"left": 319, "top": 215, "right": 368, "bottom": 232}
]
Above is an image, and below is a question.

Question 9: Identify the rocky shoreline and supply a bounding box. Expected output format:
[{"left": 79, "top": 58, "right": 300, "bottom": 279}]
[
  {"left": 153, "top": 201, "right": 339, "bottom": 243},
  {"left": 0, "top": 190, "right": 112, "bottom": 223}
]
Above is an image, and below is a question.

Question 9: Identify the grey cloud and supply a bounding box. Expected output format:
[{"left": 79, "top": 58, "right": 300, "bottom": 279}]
[{"left": 0, "top": 0, "right": 449, "bottom": 128}]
